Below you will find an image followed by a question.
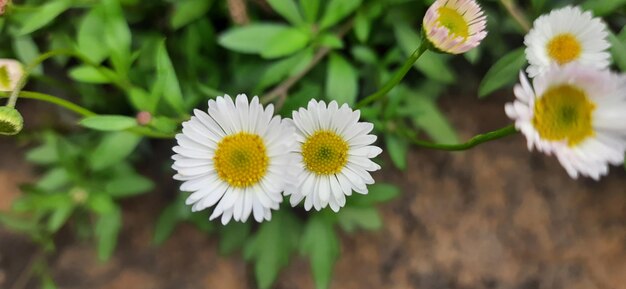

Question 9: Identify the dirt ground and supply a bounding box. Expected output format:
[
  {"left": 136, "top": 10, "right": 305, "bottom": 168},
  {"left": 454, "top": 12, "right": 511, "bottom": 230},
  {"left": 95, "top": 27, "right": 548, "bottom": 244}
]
[{"left": 1, "top": 94, "right": 625, "bottom": 289}]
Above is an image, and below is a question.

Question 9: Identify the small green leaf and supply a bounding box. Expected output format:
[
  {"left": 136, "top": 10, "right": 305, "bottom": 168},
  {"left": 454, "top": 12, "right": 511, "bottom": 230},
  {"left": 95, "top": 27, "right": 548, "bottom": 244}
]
[
  {"left": 102, "top": 0, "right": 132, "bottom": 75},
  {"left": 12, "top": 36, "right": 42, "bottom": 74},
  {"left": 80, "top": 115, "right": 137, "bottom": 131},
  {"left": 77, "top": 6, "right": 109, "bottom": 63},
  {"left": 301, "top": 214, "right": 339, "bottom": 289},
  {"left": 219, "top": 222, "right": 251, "bottom": 255},
  {"left": 47, "top": 205, "right": 74, "bottom": 232},
  {"left": 95, "top": 207, "right": 122, "bottom": 261},
  {"left": 478, "top": 48, "right": 526, "bottom": 98},
  {"left": 319, "top": 0, "right": 362, "bottom": 30},
  {"left": 245, "top": 210, "right": 301, "bottom": 289},
  {"left": 257, "top": 49, "right": 312, "bottom": 90},
  {"left": 26, "top": 135, "right": 59, "bottom": 165},
  {"left": 318, "top": 34, "right": 343, "bottom": 49},
  {"left": 219, "top": 24, "right": 289, "bottom": 54},
  {"left": 128, "top": 86, "right": 152, "bottom": 112},
  {"left": 354, "top": 10, "right": 371, "bottom": 43},
  {"left": 68, "top": 66, "right": 113, "bottom": 84},
  {"left": 18, "top": 0, "right": 71, "bottom": 35},
  {"left": 105, "top": 174, "right": 154, "bottom": 198},
  {"left": 153, "top": 203, "right": 180, "bottom": 245},
  {"left": 86, "top": 193, "right": 116, "bottom": 214},
  {"left": 37, "top": 168, "right": 70, "bottom": 191},
  {"left": 299, "top": 0, "right": 320, "bottom": 23},
  {"left": 609, "top": 32, "right": 626, "bottom": 71},
  {"left": 267, "top": 0, "right": 303, "bottom": 25},
  {"left": 90, "top": 132, "right": 142, "bottom": 171},
  {"left": 170, "top": 0, "right": 213, "bottom": 30},
  {"left": 408, "top": 94, "right": 459, "bottom": 144},
  {"left": 156, "top": 40, "right": 185, "bottom": 113},
  {"left": 384, "top": 134, "right": 408, "bottom": 170},
  {"left": 337, "top": 207, "right": 382, "bottom": 233},
  {"left": 351, "top": 46, "right": 378, "bottom": 65},
  {"left": 349, "top": 183, "right": 401, "bottom": 206},
  {"left": 582, "top": 0, "right": 626, "bottom": 16},
  {"left": 326, "top": 53, "right": 358, "bottom": 105},
  {"left": 261, "top": 28, "right": 310, "bottom": 59}
]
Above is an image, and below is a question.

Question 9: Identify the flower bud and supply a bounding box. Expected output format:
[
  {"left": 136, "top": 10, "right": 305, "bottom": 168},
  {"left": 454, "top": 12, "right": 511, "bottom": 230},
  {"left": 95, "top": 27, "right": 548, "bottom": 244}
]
[
  {"left": 0, "top": 59, "right": 24, "bottom": 92},
  {"left": 136, "top": 111, "right": 152, "bottom": 126},
  {"left": 0, "top": 106, "right": 23, "bottom": 135}
]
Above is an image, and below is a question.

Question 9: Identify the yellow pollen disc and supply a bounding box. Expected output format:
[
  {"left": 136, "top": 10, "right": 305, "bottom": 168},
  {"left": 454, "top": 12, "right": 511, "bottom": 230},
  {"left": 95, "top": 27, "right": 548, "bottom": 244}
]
[
  {"left": 213, "top": 132, "right": 268, "bottom": 188},
  {"left": 437, "top": 7, "right": 469, "bottom": 39},
  {"left": 302, "top": 130, "right": 349, "bottom": 175},
  {"left": 532, "top": 85, "right": 595, "bottom": 146},
  {"left": 546, "top": 33, "right": 582, "bottom": 65}
]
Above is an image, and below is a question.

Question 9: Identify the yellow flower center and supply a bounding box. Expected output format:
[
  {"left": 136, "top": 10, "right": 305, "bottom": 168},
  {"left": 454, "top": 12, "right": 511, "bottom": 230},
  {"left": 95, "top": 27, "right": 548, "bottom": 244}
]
[
  {"left": 302, "top": 130, "right": 349, "bottom": 175},
  {"left": 0, "top": 65, "right": 10, "bottom": 89},
  {"left": 437, "top": 7, "right": 469, "bottom": 39},
  {"left": 546, "top": 33, "right": 582, "bottom": 65},
  {"left": 532, "top": 85, "right": 595, "bottom": 146},
  {"left": 213, "top": 132, "right": 268, "bottom": 188}
]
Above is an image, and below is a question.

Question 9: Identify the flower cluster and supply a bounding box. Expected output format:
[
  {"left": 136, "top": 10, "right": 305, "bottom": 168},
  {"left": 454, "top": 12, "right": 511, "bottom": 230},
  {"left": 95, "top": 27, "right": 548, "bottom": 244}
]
[
  {"left": 506, "top": 6, "right": 626, "bottom": 180},
  {"left": 171, "top": 95, "right": 381, "bottom": 224}
]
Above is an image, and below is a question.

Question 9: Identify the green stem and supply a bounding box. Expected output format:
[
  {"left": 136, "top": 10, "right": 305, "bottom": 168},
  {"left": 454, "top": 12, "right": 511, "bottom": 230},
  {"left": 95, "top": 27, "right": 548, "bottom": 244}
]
[
  {"left": 407, "top": 125, "right": 518, "bottom": 151},
  {"left": 1, "top": 91, "right": 95, "bottom": 116},
  {"left": 0, "top": 91, "right": 176, "bottom": 139},
  {"left": 356, "top": 42, "right": 428, "bottom": 108}
]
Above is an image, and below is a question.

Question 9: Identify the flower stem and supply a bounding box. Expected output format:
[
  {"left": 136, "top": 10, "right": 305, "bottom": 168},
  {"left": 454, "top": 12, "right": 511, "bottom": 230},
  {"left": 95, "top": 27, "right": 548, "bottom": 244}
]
[
  {"left": 407, "top": 124, "right": 518, "bottom": 151},
  {"left": 356, "top": 42, "right": 428, "bottom": 108}
]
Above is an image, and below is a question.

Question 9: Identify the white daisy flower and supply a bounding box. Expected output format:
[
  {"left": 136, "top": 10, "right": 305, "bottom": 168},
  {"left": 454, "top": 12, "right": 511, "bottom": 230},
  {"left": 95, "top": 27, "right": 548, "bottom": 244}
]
[
  {"left": 524, "top": 6, "right": 611, "bottom": 78},
  {"left": 0, "top": 59, "right": 24, "bottom": 92},
  {"left": 422, "top": 0, "right": 487, "bottom": 54},
  {"left": 505, "top": 64, "right": 626, "bottom": 180},
  {"left": 285, "top": 100, "right": 382, "bottom": 212},
  {"left": 172, "top": 94, "right": 296, "bottom": 224}
]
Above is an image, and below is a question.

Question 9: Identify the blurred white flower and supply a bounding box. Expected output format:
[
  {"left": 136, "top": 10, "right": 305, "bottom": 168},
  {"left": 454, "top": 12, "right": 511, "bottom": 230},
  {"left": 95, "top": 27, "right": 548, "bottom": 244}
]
[
  {"left": 286, "top": 100, "right": 382, "bottom": 212},
  {"left": 422, "top": 0, "right": 487, "bottom": 54},
  {"left": 172, "top": 94, "right": 296, "bottom": 224},
  {"left": 505, "top": 64, "right": 626, "bottom": 180},
  {"left": 0, "top": 59, "right": 24, "bottom": 92},
  {"left": 524, "top": 6, "right": 611, "bottom": 77}
]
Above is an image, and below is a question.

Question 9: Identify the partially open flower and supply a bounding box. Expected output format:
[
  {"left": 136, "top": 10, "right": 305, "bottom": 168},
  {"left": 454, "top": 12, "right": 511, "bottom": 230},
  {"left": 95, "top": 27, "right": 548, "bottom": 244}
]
[
  {"left": 0, "top": 106, "right": 24, "bottom": 135},
  {"left": 525, "top": 6, "right": 611, "bottom": 77},
  {"left": 0, "top": 0, "right": 8, "bottom": 16},
  {"left": 0, "top": 59, "right": 23, "bottom": 92},
  {"left": 505, "top": 64, "right": 626, "bottom": 180},
  {"left": 422, "top": 0, "right": 487, "bottom": 54}
]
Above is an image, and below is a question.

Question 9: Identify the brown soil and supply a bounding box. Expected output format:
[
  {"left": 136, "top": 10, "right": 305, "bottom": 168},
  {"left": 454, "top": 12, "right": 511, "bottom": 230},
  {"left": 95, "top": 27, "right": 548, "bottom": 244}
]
[{"left": 1, "top": 94, "right": 625, "bottom": 289}]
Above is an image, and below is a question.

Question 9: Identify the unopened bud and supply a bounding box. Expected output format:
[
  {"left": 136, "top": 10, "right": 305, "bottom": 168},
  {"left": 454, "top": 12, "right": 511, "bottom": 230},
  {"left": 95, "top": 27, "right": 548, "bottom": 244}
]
[
  {"left": 0, "top": 106, "right": 23, "bottom": 135},
  {"left": 70, "top": 187, "right": 88, "bottom": 204},
  {"left": 136, "top": 111, "right": 152, "bottom": 126},
  {"left": 0, "top": 0, "right": 8, "bottom": 16}
]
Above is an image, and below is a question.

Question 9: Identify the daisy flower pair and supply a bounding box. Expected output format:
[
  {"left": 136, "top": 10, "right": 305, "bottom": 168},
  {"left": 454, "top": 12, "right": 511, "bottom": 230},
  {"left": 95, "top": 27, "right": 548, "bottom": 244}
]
[
  {"left": 171, "top": 95, "right": 381, "bottom": 224},
  {"left": 507, "top": 6, "right": 626, "bottom": 180}
]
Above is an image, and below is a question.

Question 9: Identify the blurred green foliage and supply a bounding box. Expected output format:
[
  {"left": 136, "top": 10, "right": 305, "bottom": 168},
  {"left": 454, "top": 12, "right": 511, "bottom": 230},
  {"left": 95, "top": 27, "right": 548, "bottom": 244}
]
[{"left": 0, "top": 0, "right": 624, "bottom": 288}]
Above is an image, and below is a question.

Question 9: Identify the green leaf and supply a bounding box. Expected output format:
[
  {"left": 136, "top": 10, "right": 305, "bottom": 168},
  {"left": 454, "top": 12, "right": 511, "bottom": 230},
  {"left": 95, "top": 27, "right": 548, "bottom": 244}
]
[
  {"left": 393, "top": 22, "right": 455, "bottom": 84},
  {"left": 384, "top": 134, "right": 407, "bottom": 170},
  {"left": 219, "top": 24, "right": 289, "bottom": 54},
  {"left": 26, "top": 135, "right": 59, "bottom": 165},
  {"left": 12, "top": 36, "right": 42, "bottom": 74},
  {"left": 337, "top": 207, "right": 382, "bottom": 233},
  {"left": 267, "top": 0, "right": 303, "bottom": 25},
  {"left": 170, "top": 0, "right": 213, "bottom": 30},
  {"left": 609, "top": 32, "right": 626, "bottom": 71},
  {"left": 301, "top": 214, "right": 339, "bottom": 289},
  {"left": 582, "top": 0, "right": 626, "bottom": 16},
  {"left": 354, "top": 10, "right": 371, "bottom": 43},
  {"left": 37, "top": 168, "right": 70, "bottom": 191},
  {"left": 18, "top": 0, "right": 71, "bottom": 35},
  {"left": 47, "top": 205, "right": 74, "bottom": 232},
  {"left": 153, "top": 203, "right": 180, "bottom": 245},
  {"left": 299, "top": 0, "right": 320, "bottom": 23},
  {"left": 326, "top": 53, "right": 358, "bottom": 105},
  {"left": 95, "top": 208, "right": 122, "bottom": 261},
  {"left": 407, "top": 94, "right": 459, "bottom": 144},
  {"left": 219, "top": 222, "right": 251, "bottom": 255},
  {"left": 478, "top": 48, "right": 526, "bottom": 98},
  {"left": 69, "top": 66, "right": 113, "bottom": 84},
  {"left": 257, "top": 48, "right": 313, "bottom": 90},
  {"left": 245, "top": 210, "right": 301, "bottom": 289},
  {"left": 318, "top": 33, "right": 343, "bottom": 49},
  {"left": 77, "top": 6, "right": 109, "bottom": 63},
  {"left": 349, "top": 183, "right": 401, "bottom": 206},
  {"left": 80, "top": 115, "right": 137, "bottom": 131},
  {"left": 319, "top": 0, "right": 362, "bottom": 30},
  {"left": 261, "top": 28, "right": 310, "bottom": 59},
  {"left": 105, "top": 174, "right": 154, "bottom": 198},
  {"left": 351, "top": 46, "right": 378, "bottom": 65},
  {"left": 128, "top": 87, "right": 152, "bottom": 112},
  {"left": 90, "top": 132, "right": 142, "bottom": 171},
  {"left": 156, "top": 40, "right": 185, "bottom": 113},
  {"left": 86, "top": 193, "right": 116, "bottom": 214},
  {"left": 102, "top": 0, "right": 132, "bottom": 76}
]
